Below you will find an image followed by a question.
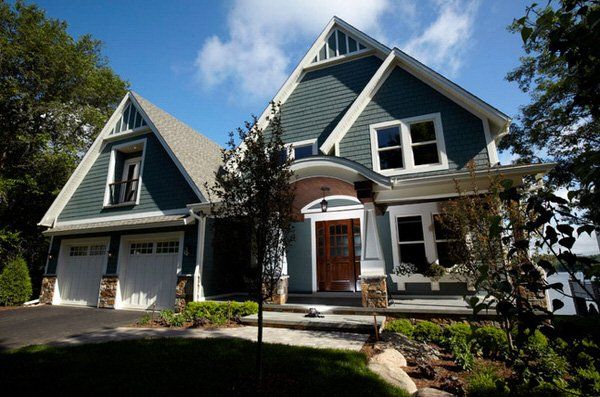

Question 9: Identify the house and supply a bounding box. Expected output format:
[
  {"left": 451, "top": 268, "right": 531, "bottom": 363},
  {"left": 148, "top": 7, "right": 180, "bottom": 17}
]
[{"left": 39, "top": 17, "right": 552, "bottom": 310}]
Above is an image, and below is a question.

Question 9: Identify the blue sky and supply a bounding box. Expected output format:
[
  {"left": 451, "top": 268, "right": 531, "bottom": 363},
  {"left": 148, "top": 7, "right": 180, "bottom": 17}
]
[{"left": 28, "top": 0, "right": 599, "bottom": 255}]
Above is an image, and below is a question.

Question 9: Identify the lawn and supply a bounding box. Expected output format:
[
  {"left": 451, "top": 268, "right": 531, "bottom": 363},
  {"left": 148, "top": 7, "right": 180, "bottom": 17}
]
[{"left": 0, "top": 338, "right": 409, "bottom": 396}]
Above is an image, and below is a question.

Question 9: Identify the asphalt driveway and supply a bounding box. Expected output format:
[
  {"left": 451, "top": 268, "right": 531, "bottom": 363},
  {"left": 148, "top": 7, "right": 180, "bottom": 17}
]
[{"left": 0, "top": 305, "right": 142, "bottom": 351}]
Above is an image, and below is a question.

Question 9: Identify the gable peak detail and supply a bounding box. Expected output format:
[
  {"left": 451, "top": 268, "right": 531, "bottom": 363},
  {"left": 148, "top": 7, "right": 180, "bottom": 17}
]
[
  {"left": 311, "top": 28, "right": 368, "bottom": 64},
  {"left": 110, "top": 100, "right": 147, "bottom": 135}
]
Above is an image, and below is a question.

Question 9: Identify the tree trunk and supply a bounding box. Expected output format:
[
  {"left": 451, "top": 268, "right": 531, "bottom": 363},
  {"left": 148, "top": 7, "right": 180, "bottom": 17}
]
[{"left": 256, "top": 294, "right": 264, "bottom": 385}]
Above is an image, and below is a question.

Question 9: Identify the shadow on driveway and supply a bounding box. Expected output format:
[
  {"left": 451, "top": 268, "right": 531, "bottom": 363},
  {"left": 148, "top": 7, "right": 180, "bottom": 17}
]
[{"left": 0, "top": 305, "right": 143, "bottom": 351}]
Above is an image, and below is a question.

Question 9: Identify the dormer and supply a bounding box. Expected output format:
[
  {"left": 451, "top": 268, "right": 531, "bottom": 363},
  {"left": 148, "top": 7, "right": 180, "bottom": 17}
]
[{"left": 103, "top": 138, "right": 147, "bottom": 207}]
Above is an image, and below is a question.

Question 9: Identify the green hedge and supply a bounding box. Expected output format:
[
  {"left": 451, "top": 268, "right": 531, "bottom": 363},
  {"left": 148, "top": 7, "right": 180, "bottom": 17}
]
[
  {"left": 0, "top": 256, "right": 32, "bottom": 306},
  {"left": 184, "top": 301, "right": 258, "bottom": 325},
  {"left": 385, "top": 319, "right": 414, "bottom": 337}
]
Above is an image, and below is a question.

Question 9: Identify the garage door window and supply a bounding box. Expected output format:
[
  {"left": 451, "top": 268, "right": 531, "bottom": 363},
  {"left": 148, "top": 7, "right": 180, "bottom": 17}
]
[
  {"left": 156, "top": 241, "right": 179, "bottom": 254},
  {"left": 69, "top": 246, "right": 88, "bottom": 256},
  {"left": 89, "top": 245, "right": 107, "bottom": 256},
  {"left": 130, "top": 242, "right": 153, "bottom": 255}
]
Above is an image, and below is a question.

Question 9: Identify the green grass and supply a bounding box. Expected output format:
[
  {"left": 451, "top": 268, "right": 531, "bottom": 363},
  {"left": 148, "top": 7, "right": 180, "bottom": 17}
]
[{"left": 0, "top": 338, "right": 409, "bottom": 396}]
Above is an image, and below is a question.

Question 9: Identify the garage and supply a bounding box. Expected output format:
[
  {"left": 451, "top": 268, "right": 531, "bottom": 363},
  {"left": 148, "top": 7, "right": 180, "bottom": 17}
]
[
  {"left": 117, "top": 233, "right": 182, "bottom": 310},
  {"left": 54, "top": 238, "right": 108, "bottom": 306}
]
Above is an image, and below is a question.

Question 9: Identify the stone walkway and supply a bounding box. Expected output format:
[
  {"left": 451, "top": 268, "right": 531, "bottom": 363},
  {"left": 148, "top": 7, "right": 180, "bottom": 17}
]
[{"left": 50, "top": 326, "right": 368, "bottom": 351}]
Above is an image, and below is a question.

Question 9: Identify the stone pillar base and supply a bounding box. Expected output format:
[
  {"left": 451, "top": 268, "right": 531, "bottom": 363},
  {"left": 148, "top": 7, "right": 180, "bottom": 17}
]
[
  {"left": 39, "top": 276, "right": 56, "bottom": 304},
  {"left": 176, "top": 275, "right": 193, "bottom": 312},
  {"left": 266, "top": 275, "right": 289, "bottom": 305},
  {"left": 98, "top": 275, "right": 118, "bottom": 309},
  {"left": 361, "top": 275, "right": 388, "bottom": 308}
]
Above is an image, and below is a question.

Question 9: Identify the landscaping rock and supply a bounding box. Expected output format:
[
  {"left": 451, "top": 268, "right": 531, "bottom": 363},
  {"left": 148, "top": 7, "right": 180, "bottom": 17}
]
[
  {"left": 414, "top": 387, "right": 456, "bottom": 397},
  {"left": 380, "top": 332, "right": 441, "bottom": 363},
  {"left": 368, "top": 362, "right": 417, "bottom": 394},
  {"left": 371, "top": 347, "right": 408, "bottom": 367}
]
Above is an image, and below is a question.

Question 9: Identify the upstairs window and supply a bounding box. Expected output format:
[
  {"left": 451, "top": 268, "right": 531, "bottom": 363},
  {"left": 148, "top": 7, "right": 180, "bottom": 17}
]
[
  {"left": 312, "top": 29, "right": 368, "bottom": 63},
  {"left": 104, "top": 139, "right": 146, "bottom": 207},
  {"left": 286, "top": 139, "right": 317, "bottom": 160},
  {"left": 370, "top": 113, "right": 448, "bottom": 175}
]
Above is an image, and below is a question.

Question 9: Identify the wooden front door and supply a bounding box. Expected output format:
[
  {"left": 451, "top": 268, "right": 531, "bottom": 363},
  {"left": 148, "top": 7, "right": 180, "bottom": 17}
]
[{"left": 316, "top": 219, "right": 361, "bottom": 292}]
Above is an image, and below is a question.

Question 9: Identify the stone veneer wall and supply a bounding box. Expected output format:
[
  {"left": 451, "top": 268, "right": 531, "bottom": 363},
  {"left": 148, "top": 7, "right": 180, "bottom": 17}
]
[
  {"left": 39, "top": 276, "right": 56, "bottom": 304},
  {"left": 267, "top": 276, "right": 289, "bottom": 305},
  {"left": 98, "top": 275, "right": 118, "bottom": 308},
  {"left": 175, "top": 275, "right": 193, "bottom": 312},
  {"left": 361, "top": 275, "right": 388, "bottom": 308}
]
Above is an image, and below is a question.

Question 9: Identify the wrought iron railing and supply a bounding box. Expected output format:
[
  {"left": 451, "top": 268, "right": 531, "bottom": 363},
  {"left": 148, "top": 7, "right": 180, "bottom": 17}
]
[{"left": 108, "top": 178, "right": 139, "bottom": 205}]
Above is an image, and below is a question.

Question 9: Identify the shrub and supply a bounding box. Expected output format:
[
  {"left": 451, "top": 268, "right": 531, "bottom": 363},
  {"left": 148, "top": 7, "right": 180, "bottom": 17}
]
[
  {"left": 573, "top": 365, "right": 600, "bottom": 396},
  {"left": 441, "top": 322, "right": 472, "bottom": 348},
  {"left": 137, "top": 313, "right": 152, "bottom": 326},
  {"left": 450, "top": 337, "right": 475, "bottom": 371},
  {"left": 467, "top": 364, "right": 510, "bottom": 397},
  {"left": 413, "top": 321, "right": 442, "bottom": 343},
  {"left": 183, "top": 301, "right": 258, "bottom": 325},
  {"left": 0, "top": 256, "right": 32, "bottom": 306},
  {"left": 159, "top": 310, "right": 185, "bottom": 327},
  {"left": 385, "top": 319, "right": 414, "bottom": 337},
  {"left": 473, "top": 326, "right": 508, "bottom": 359}
]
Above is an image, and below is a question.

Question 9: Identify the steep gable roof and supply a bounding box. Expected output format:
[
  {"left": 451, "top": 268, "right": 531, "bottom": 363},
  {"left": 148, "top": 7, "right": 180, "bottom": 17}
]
[
  {"left": 255, "top": 16, "right": 511, "bottom": 152},
  {"left": 39, "top": 92, "right": 222, "bottom": 227}
]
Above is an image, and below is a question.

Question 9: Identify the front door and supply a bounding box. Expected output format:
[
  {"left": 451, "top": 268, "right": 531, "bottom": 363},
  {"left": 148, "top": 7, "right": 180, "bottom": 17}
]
[{"left": 316, "top": 219, "right": 360, "bottom": 291}]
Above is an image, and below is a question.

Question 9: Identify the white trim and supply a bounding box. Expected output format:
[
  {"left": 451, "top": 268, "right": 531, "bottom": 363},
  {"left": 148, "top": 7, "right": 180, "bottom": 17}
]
[
  {"left": 114, "top": 231, "right": 184, "bottom": 310},
  {"left": 255, "top": 17, "right": 390, "bottom": 133},
  {"left": 45, "top": 218, "right": 191, "bottom": 236},
  {"left": 369, "top": 113, "right": 448, "bottom": 176},
  {"left": 53, "top": 208, "right": 189, "bottom": 227},
  {"left": 300, "top": 195, "right": 361, "bottom": 214},
  {"left": 103, "top": 126, "right": 151, "bottom": 142},
  {"left": 285, "top": 138, "right": 318, "bottom": 159},
  {"left": 387, "top": 202, "right": 462, "bottom": 290},
  {"left": 482, "top": 117, "right": 500, "bottom": 165},
  {"left": 194, "top": 216, "right": 206, "bottom": 301},
  {"left": 39, "top": 94, "right": 132, "bottom": 227},
  {"left": 304, "top": 208, "right": 365, "bottom": 292},
  {"left": 320, "top": 48, "right": 511, "bottom": 154}
]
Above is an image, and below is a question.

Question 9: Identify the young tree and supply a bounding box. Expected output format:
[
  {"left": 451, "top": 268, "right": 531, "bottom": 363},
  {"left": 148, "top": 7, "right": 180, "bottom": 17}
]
[
  {"left": 440, "top": 164, "right": 598, "bottom": 352},
  {"left": 504, "top": 0, "right": 600, "bottom": 225},
  {"left": 206, "top": 103, "right": 295, "bottom": 383},
  {"left": 0, "top": 1, "right": 128, "bottom": 287}
]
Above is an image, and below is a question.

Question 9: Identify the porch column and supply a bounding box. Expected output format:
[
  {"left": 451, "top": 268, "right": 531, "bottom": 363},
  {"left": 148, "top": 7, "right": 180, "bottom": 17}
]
[{"left": 360, "top": 202, "right": 386, "bottom": 276}]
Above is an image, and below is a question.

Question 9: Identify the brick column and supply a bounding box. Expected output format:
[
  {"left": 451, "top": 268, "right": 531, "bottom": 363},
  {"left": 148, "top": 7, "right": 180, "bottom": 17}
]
[
  {"left": 175, "top": 275, "right": 193, "bottom": 312},
  {"left": 39, "top": 276, "right": 56, "bottom": 304},
  {"left": 98, "top": 275, "right": 118, "bottom": 309},
  {"left": 360, "top": 275, "right": 388, "bottom": 308}
]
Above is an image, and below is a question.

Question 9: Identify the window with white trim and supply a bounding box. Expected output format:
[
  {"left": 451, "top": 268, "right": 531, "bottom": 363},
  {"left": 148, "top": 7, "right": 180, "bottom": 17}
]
[
  {"left": 433, "top": 214, "right": 459, "bottom": 268},
  {"left": 130, "top": 242, "right": 153, "bottom": 255},
  {"left": 69, "top": 246, "right": 88, "bottom": 256},
  {"left": 286, "top": 140, "right": 317, "bottom": 160},
  {"left": 105, "top": 139, "right": 146, "bottom": 207},
  {"left": 156, "top": 241, "right": 179, "bottom": 254},
  {"left": 370, "top": 113, "right": 448, "bottom": 175},
  {"left": 89, "top": 245, "right": 107, "bottom": 256},
  {"left": 396, "top": 216, "right": 428, "bottom": 272}
]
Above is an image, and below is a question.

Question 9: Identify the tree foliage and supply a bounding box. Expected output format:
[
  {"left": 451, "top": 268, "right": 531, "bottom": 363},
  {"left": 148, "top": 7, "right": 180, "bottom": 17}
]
[
  {"left": 503, "top": 0, "right": 600, "bottom": 224},
  {"left": 206, "top": 103, "right": 295, "bottom": 382},
  {"left": 0, "top": 1, "right": 128, "bottom": 283}
]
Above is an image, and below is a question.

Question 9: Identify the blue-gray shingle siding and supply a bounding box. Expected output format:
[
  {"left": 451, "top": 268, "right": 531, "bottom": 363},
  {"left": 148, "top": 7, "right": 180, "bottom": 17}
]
[
  {"left": 58, "top": 133, "right": 199, "bottom": 222},
  {"left": 339, "top": 66, "right": 489, "bottom": 179},
  {"left": 277, "top": 56, "right": 383, "bottom": 146}
]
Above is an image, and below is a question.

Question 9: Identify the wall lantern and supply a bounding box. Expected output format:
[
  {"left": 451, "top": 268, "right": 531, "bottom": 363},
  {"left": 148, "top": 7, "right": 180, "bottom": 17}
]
[
  {"left": 184, "top": 245, "right": 190, "bottom": 256},
  {"left": 47, "top": 251, "right": 57, "bottom": 261},
  {"left": 320, "top": 186, "right": 330, "bottom": 212}
]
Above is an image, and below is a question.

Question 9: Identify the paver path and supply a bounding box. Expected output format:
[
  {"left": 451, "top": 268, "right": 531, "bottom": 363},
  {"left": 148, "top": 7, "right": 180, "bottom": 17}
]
[{"left": 52, "top": 326, "right": 369, "bottom": 351}]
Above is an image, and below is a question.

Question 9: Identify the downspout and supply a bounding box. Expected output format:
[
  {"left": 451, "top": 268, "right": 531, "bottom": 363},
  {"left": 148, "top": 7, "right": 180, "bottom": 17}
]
[{"left": 189, "top": 209, "right": 207, "bottom": 301}]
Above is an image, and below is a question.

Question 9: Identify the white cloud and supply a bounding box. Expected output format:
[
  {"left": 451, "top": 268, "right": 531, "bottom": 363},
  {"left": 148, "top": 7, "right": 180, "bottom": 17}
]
[
  {"left": 402, "top": 0, "right": 479, "bottom": 76},
  {"left": 194, "top": 0, "right": 480, "bottom": 101},
  {"left": 195, "top": 0, "right": 392, "bottom": 100}
]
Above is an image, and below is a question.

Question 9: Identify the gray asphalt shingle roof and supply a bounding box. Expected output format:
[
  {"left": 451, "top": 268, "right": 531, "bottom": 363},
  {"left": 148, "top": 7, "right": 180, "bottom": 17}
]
[{"left": 131, "top": 91, "right": 223, "bottom": 201}]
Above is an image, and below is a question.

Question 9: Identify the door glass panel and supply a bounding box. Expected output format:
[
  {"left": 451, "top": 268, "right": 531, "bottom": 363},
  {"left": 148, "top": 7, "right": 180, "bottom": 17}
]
[{"left": 353, "top": 222, "right": 361, "bottom": 258}]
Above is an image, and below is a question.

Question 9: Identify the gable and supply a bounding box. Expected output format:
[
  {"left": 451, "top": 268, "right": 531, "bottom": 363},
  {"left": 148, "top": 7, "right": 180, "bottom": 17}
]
[
  {"left": 311, "top": 28, "right": 369, "bottom": 64},
  {"left": 276, "top": 55, "right": 382, "bottom": 146},
  {"left": 57, "top": 132, "right": 199, "bottom": 222},
  {"left": 109, "top": 100, "right": 147, "bottom": 134},
  {"left": 338, "top": 65, "right": 489, "bottom": 178}
]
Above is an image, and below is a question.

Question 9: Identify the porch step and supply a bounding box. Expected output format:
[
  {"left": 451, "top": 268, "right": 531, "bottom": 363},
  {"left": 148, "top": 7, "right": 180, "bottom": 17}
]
[{"left": 240, "top": 311, "right": 384, "bottom": 334}]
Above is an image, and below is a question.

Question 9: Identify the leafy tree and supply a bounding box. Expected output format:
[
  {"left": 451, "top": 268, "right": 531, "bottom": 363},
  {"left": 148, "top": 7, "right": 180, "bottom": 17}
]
[
  {"left": 440, "top": 164, "right": 598, "bottom": 352},
  {"left": 206, "top": 103, "right": 295, "bottom": 383},
  {"left": 0, "top": 1, "right": 128, "bottom": 285},
  {"left": 0, "top": 256, "right": 33, "bottom": 305},
  {"left": 504, "top": 0, "right": 600, "bottom": 225}
]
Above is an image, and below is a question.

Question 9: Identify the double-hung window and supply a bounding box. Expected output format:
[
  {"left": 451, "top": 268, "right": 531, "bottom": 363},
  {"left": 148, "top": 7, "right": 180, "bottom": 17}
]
[
  {"left": 433, "top": 214, "right": 459, "bottom": 268},
  {"left": 370, "top": 113, "right": 447, "bottom": 175},
  {"left": 396, "top": 216, "right": 428, "bottom": 272}
]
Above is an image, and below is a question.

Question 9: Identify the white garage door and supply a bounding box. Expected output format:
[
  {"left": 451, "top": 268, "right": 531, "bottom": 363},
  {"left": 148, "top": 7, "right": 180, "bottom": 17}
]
[
  {"left": 118, "top": 238, "right": 180, "bottom": 310},
  {"left": 56, "top": 242, "right": 107, "bottom": 306}
]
